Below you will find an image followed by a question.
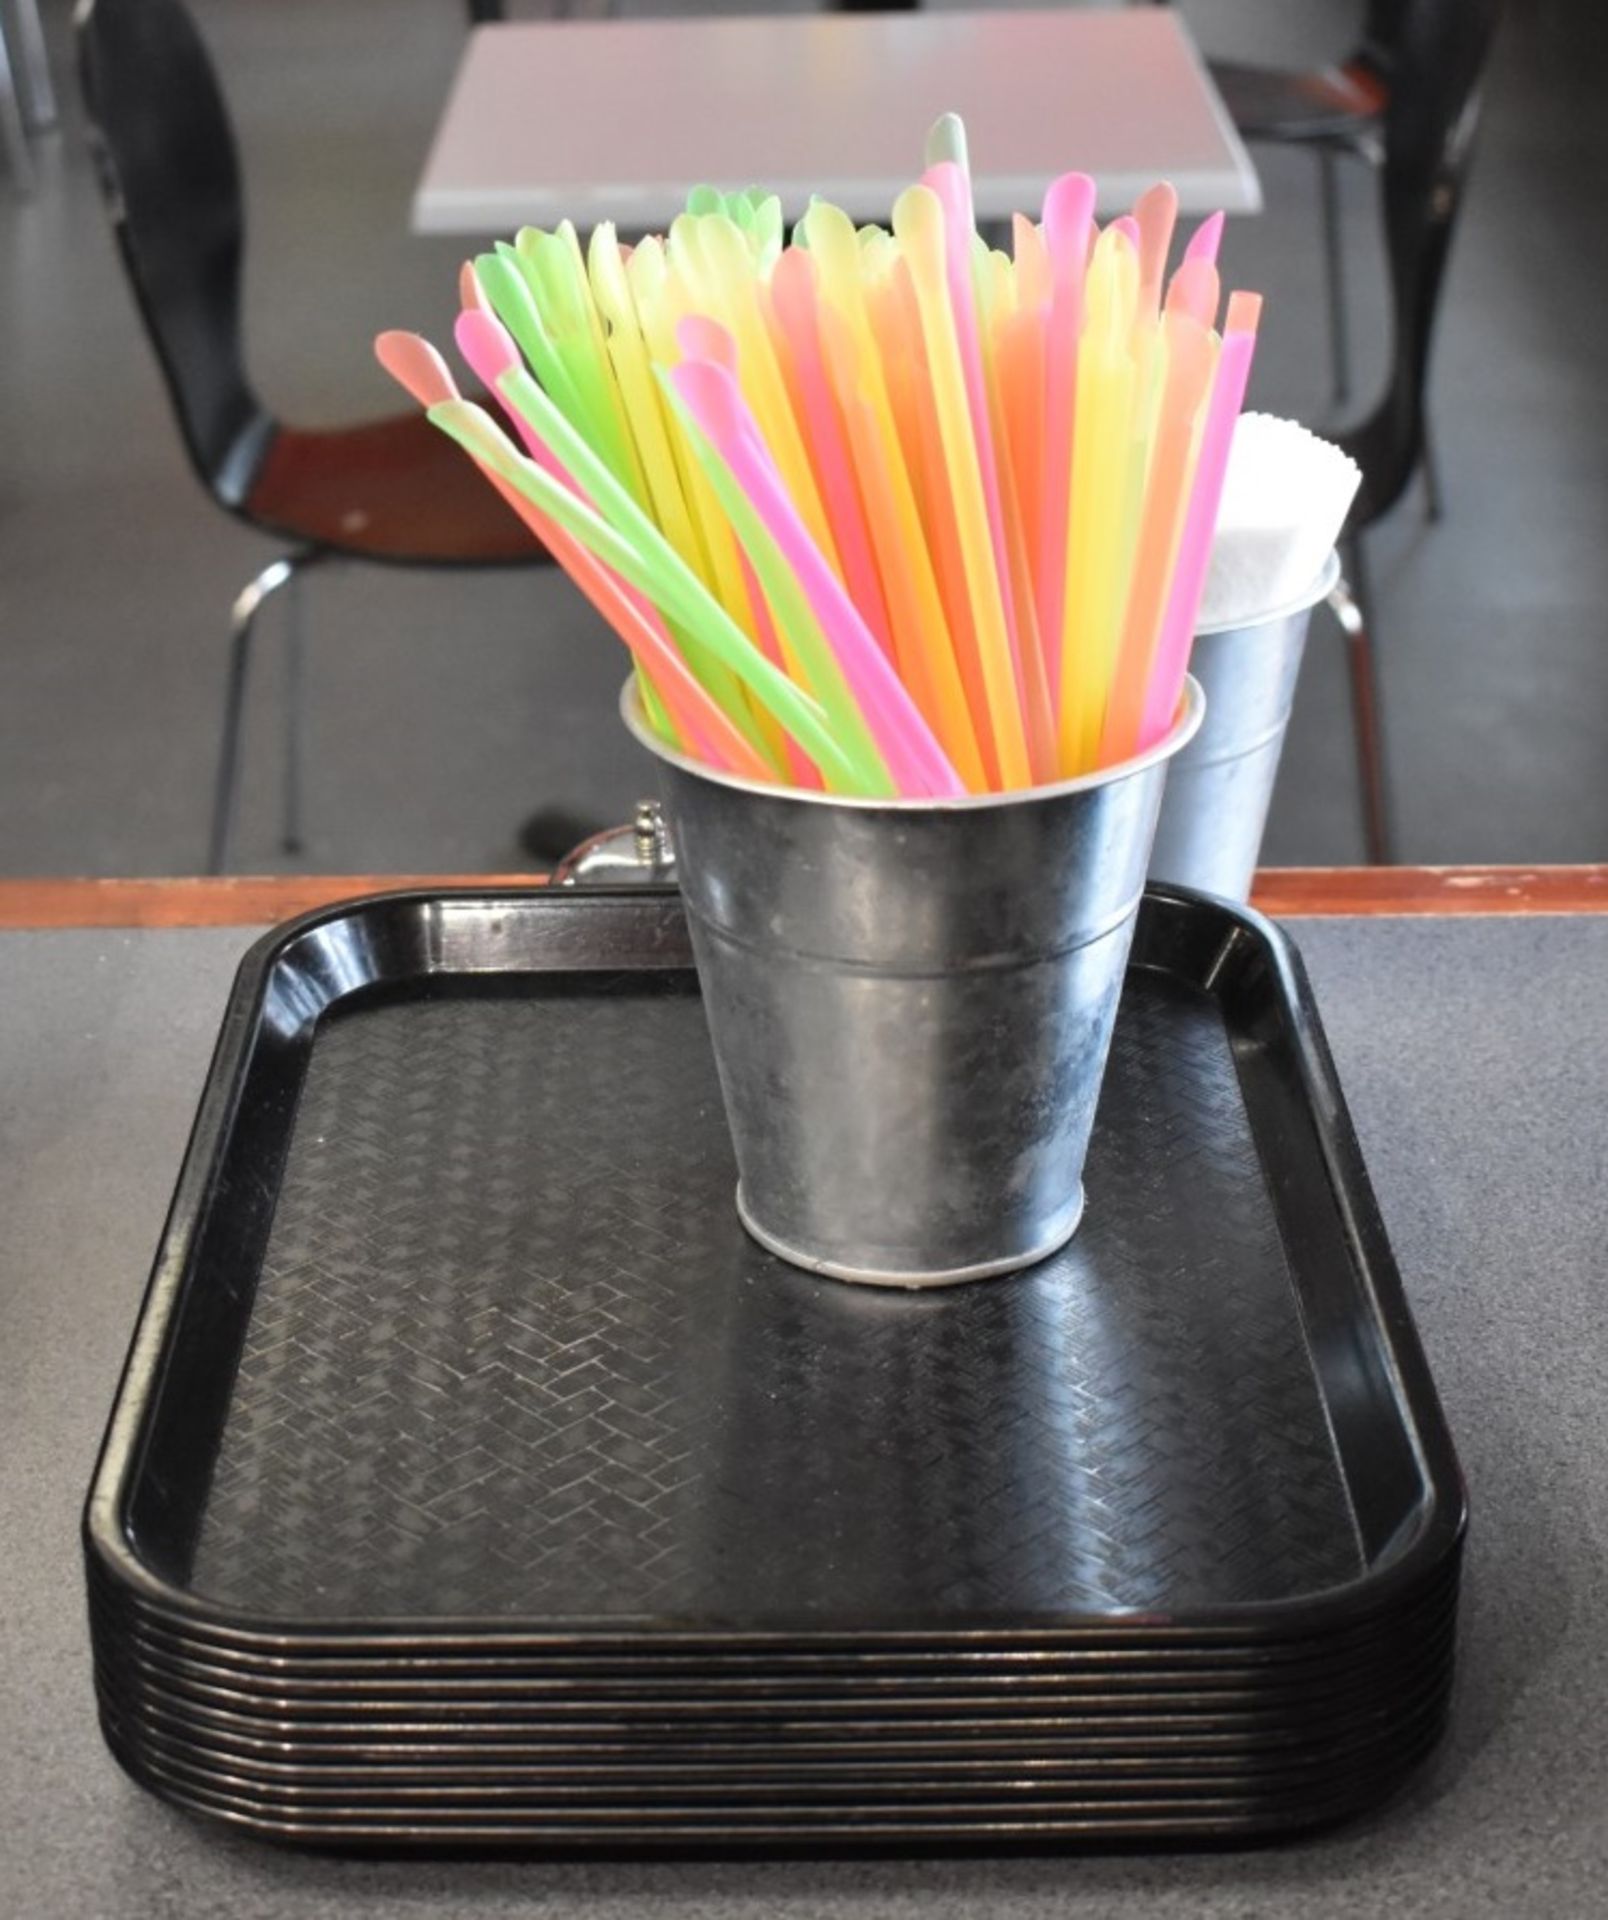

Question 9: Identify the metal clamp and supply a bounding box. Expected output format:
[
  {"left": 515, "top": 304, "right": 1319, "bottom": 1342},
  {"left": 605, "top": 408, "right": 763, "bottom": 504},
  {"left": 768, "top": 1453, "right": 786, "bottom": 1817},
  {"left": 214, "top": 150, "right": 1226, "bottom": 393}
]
[{"left": 553, "top": 800, "right": 677, "bottom": 886}]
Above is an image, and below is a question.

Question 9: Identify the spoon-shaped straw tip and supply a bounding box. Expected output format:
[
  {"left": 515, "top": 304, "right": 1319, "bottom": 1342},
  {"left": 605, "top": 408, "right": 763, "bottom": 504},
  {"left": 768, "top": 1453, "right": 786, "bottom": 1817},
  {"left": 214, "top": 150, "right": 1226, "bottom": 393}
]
[
  {"left": 455, "top": 307, "right": 522, "bottom": 384},
  {"left": 665, "top": 355, "right": 751, "bottom": 450},
  {"left": 890, "top": 181, "right": 945, "bottom": 260},
  {"left": 675, "top": 313, "right": 740, "bottom": 373},
  {"left": 1043, "top": 172, "right": 1097, "bottom": 237},
  {"left": 375, "top": 331, "right": 459, "bottom": 409},
  {"left": 1184, "top": 211, "right": 1225, "bottom": 266},
  {"left": 458, "top": 261, "right": 492, "bottom": 316},
  {"left": 923, "top": 111, "right": 970, "bottom": 174}
]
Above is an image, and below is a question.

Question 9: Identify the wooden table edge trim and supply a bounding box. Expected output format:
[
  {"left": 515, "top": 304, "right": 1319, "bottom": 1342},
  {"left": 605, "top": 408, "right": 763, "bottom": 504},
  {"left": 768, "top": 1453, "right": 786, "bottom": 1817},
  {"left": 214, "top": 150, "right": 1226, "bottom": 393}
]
[{"left": 0, "top": 867, "right": 1604, "bottom": 930}]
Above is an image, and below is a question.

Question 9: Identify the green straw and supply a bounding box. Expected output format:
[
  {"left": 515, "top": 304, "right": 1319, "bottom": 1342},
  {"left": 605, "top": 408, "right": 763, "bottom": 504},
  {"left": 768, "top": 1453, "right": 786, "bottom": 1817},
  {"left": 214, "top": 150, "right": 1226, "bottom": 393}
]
[
  {"left": 494, "top": 235, "right": 752, "bottom": 733},
  {"left": 494, "top": 363, "right": 883, "bottom": 784},
  {"left": 475, "top": 251, "right": 588, "bottom": 425},
  {"left": 513, "top": 228, "right": 648, "bottom": 506},
  {"left": 684, "top": 187, "right": 782, "bottom": 268},
  {"left": 428, "top": 396, "right": 870, "bottom": 792},
  {"left": 657, "top": 375, "right": 895, "bottom": 797}
]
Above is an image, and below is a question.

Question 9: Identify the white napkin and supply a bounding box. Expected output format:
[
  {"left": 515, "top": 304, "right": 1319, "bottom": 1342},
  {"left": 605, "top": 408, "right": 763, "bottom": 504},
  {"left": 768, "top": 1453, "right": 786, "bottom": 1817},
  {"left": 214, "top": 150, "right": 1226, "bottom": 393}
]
[{"left": 1197, "top": 414, "right": 1362, "bottom": 630}]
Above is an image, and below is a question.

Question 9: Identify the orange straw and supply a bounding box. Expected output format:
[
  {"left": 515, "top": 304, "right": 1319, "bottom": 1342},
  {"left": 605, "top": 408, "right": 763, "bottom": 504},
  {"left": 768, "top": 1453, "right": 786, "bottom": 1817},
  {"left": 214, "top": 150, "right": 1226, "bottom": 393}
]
[
  {"left": 1097, "top": 309, "right": 1218, "bottom": 764},
  {"left": 1132, "top": 182, "right": 1179, "bottom": 328},
  {"left": 877, "top": 262, "right": 999, "bottom": 785},
  {"left": 1165, "top": 256, "right": 1221, "bottom": 333},
  {"left": 818, "top": 305, "right": 987, "bottom": 791},
  {"left": 977, "top": 295, "right": 1057, "bottom": 783},
  {"left": 997, "top": 306, "right": 1047, "bottom": 590}
]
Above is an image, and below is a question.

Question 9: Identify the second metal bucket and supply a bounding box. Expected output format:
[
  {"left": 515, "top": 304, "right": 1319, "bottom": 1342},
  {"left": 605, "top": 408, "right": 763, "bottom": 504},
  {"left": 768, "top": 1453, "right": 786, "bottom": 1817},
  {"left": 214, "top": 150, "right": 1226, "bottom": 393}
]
[
  {"left": 625, "top": 678, "right": 1204, "bottom": 1289},
  {"left": 1148, "top": 552, "right": 1339, "bottom": 901}
]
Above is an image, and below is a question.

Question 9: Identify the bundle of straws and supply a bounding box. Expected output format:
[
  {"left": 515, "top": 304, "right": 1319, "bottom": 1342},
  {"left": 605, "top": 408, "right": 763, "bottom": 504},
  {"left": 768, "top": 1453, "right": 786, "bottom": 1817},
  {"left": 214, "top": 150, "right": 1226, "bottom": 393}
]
[{"left": 378, "top": 116, "right": 1260, "bottom": 799}]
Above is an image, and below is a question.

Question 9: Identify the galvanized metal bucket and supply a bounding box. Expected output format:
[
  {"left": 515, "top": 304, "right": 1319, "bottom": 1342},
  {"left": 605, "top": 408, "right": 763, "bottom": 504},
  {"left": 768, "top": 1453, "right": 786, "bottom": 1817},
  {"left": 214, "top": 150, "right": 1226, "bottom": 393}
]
[
  {"left": 623, "top": 678, "right": 1204, "bottom": 1288},
  {"left": 1148, "top": 551, "right": 1339, "bottom": 902}
]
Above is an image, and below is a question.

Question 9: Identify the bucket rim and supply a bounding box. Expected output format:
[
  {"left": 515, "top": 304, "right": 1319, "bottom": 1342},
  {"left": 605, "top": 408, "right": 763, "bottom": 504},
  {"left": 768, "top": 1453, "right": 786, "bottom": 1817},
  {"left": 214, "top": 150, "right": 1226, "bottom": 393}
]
[
  {"left": 1193, "top": 549, "right": 1342, "bottom": 637},
  {"left": 622, "top": 675, "right": 1204, "bottom": 813}
]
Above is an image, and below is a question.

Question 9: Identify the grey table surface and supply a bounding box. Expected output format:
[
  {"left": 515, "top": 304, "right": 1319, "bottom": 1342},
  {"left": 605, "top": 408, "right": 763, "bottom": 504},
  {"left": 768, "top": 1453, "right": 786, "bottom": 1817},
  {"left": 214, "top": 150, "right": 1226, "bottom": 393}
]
[{"left": 2, "top": 913, "right": 1605, "bottom": 1918}]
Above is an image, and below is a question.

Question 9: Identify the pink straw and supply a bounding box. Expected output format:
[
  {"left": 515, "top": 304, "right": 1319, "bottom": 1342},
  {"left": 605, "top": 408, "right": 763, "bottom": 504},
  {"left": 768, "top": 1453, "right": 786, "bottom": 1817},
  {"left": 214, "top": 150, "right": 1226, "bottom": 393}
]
[
  {"left": 767, "top": 251, "right": 894, "bottom": 661},
  {"left": 1185, "top": 211, "right": 1225, "bottom": 266},
  {"left": 670, "top": 342, "right": 964, "bottom": 797},
  {"left": 455, "top": 307, "right": 752, "bottom": 774},
  {"left": 1137, "top": 295, "right": 1262, "bottom": 749},
  {"left": 434, "top": 317, "right": 759, "bottom": 775}
]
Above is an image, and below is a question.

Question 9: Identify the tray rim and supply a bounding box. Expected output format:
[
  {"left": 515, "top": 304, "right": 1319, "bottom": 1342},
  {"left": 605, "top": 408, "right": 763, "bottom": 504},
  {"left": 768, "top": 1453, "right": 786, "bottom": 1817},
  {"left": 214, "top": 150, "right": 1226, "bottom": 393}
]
[
  {"left": 83, "top": 882, "right": 1467, "bottom": 1650},
  {"left": 88, "top": 1566, "right": 1460, "bottom": 1676},
  {"left": 94, "top": 1713, "right": 1454, "bottom": 1846}
]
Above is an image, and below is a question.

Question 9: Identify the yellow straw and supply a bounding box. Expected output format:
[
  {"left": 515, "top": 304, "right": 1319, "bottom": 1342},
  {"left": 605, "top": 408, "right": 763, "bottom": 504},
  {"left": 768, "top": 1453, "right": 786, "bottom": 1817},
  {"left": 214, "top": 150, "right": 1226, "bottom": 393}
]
[
  {"left": 630, "top": 238, "right": 816, "bottom": 768},
  {"left": 628, "top": 239, "right": 754, "bottom": 632},
  {"left": 894, "top": 185, "right": 1031, "bottom": 789},
  {"left": 588, "top": 225, "right": 710, "bottom": 584},
  {"left": 668, "top": 214, "right": 839, "bottom": 572},
  {"left": 1099, "top": 311, "right": 1218, "bottom": 763},
  {"left": 1059, "top": 225, "right": 1139, "bottom": 775},
  {"left": 876, "top": 260, "right": 998, "bottom": 786},
  {"left": 587, "top": 232, "right": 763, "bottom": 725},
  {"left": 1012, "top": 214, "right": 1052, "bottom": 310}
]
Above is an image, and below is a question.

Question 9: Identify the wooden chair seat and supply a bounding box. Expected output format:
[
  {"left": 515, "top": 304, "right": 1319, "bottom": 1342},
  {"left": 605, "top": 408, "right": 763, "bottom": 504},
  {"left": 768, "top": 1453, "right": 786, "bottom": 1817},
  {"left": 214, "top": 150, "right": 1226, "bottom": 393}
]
[{"left": 245, "top": 410, "right": 541, "bottom": 565}]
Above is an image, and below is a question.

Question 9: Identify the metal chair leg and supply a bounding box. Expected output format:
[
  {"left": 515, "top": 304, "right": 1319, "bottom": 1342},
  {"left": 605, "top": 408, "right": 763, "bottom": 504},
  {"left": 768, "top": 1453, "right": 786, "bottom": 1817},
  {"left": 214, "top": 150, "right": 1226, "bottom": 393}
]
[
  {"left": 10, "top": 0, "right": 55, "bottom": 130},
  {"left": 1421, "top": 418, "right": 1445, "bottom": 523},
  {"left": 280, "top": 560, "right": 313, "bottom": 855},
  {"left": 0, "top": 14, "right": 35, "bottom": 196},
  {"left": 1328, "top": 540, "right": 1394, "bottom": 866},
  {"left": 208, "top": 555, "right": 306, "bottom": 875},
  {"left": 1317, "top": 146, "right": 1351, "bottom": 410}
]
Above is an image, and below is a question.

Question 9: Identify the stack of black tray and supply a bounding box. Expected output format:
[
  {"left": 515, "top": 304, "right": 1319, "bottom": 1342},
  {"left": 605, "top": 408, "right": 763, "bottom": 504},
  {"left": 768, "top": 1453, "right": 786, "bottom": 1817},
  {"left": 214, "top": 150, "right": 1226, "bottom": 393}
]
[{"left": 85, "top": 886, "right": 1465, "bottom": 1849}]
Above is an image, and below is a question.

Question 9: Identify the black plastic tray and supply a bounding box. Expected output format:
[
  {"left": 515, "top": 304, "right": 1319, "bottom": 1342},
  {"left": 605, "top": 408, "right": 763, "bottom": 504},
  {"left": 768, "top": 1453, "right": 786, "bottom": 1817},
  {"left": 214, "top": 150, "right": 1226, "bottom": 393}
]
[{"left": 84, "top": 886, "right": 1465, "bottom": 1849}]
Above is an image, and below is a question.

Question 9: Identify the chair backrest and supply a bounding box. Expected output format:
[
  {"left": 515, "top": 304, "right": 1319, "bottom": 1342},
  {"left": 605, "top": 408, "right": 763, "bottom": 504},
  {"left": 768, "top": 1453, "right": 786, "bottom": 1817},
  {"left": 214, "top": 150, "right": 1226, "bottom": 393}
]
[
  {"left": 75, "top": 0, "right": 270, "bottom": 508},
  {"left": 1342, "top": 0, "right": 1504, "bottom": 527},
  {"left": 1357, "top": 1, "right": 1410, "bottom": 75}
]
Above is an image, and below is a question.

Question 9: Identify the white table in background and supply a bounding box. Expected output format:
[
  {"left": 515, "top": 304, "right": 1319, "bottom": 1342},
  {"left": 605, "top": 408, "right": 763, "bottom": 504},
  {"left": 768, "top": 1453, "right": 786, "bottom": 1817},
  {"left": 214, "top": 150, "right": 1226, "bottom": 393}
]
[{"left": 412, "top": 9, "right": 1260, "bottom": 234}]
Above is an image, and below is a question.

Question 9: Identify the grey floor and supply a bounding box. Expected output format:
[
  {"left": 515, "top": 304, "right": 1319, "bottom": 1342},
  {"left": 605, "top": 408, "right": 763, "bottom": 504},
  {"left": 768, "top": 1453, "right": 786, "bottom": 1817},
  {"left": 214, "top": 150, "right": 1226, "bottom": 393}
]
[{"left": 1, "top": 0, "right": 1604, "bottom": 877}]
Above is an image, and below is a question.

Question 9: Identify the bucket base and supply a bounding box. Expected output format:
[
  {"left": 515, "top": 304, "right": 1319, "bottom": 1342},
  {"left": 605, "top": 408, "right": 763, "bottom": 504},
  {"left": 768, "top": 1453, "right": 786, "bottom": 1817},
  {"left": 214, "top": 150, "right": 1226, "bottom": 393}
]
[{"left": 734, "top": 1185, "right": 1087, "bottom": 1290}]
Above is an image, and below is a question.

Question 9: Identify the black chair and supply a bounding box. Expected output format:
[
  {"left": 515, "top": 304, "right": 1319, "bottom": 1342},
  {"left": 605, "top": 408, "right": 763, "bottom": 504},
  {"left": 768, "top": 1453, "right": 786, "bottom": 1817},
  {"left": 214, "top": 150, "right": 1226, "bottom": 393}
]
[
  {"left": 1319, "top": 0, "right": 1503, "bottom": 865},
  {"left": 1209, "top": 2, "right": 1505, "bottom": 508},
  {"left": 1206, "top": 8, "right": 1393, "bottom": 421},
  {"left": 77, "top": 0, "right": 553, "bottom": 874}
]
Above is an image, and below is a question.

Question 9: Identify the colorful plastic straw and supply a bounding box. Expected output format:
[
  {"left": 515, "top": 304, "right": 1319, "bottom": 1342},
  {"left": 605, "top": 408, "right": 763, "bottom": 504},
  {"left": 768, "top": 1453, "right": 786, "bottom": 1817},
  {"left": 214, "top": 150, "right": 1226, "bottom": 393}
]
[
  {"left": 668, "top": 341, "right": 963, "bottom": 799},
  {"left": 376, "top": 331, "right": 768, "bottom": 778},
  {"left": 1036, "top": 171, "right": 1096, "bottom": 701},
  {"left": 431, "top": 389, "right": 867, "bottom": 791},
  {"left": 1139, "top": 292, "right": 1263, "bottom": 750},
  {"left": 384, "top": 117, "right": 1265, "bottom": 799},
  {"left": 895, "top": 184, "right": 1031, "bottom": 789}
]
